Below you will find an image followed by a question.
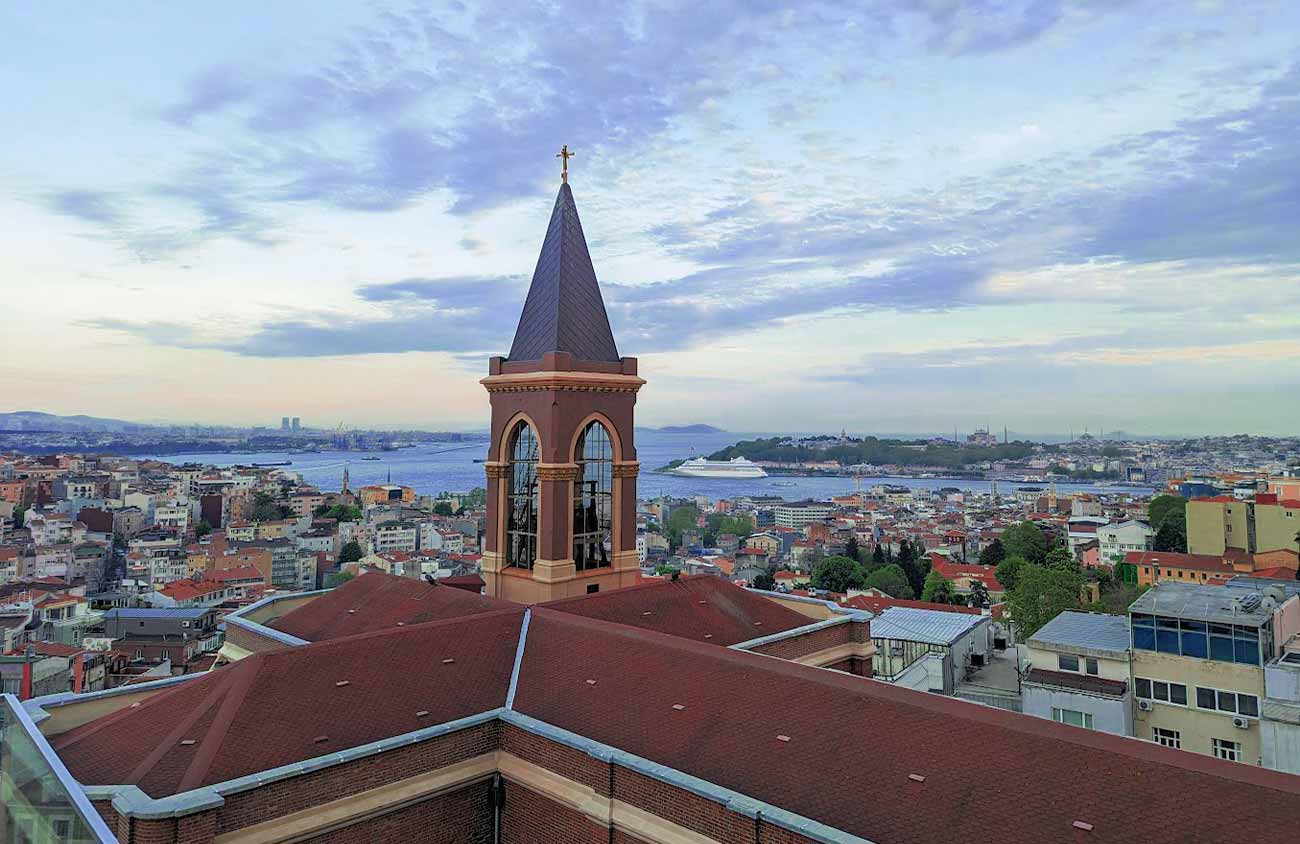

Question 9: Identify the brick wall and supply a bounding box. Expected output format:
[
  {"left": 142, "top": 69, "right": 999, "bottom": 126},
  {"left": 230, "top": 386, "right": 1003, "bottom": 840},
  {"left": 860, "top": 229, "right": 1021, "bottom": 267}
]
[
  {"left": 216, "top": 721, "right": 499, "bottom": 834},
  {"left": 501, "top": 723, "right": 609, "bottom": 794},
  {"left": 224, "top": 624, "right": 289, "bottom": 655},
  {"left": 747, "top": 622, "right": 848, "bottom": 660},
  {"left": 500, "top": 781, "right": 606, "bottom": 843},
  {"left": 299, "top": 782, "right": 493, "bottom": 844}
]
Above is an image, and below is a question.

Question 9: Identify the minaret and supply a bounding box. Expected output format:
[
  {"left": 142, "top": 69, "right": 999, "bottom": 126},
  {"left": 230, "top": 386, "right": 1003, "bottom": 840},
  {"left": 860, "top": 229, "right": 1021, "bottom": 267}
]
[
  {"left": 341, "top": 465, "right": 350, "bottom": 495},
  {"left": 479, "top": 149, "right": 644, "bottom": 603}
]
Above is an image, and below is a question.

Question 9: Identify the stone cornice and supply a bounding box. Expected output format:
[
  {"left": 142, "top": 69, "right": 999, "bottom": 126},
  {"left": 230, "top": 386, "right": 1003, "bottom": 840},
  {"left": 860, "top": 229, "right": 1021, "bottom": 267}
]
[
  {"left": 483, "top": 461, "right": 510, "bottom": 480},
  {"left": 536, "top": 462, "right": 580, "bottom": 481},
  {"left": 481, "top": 370, "right": 645, "bottom": 394},
  {"left": 611, "top": 461, "right": 640, "bottom": 478}
]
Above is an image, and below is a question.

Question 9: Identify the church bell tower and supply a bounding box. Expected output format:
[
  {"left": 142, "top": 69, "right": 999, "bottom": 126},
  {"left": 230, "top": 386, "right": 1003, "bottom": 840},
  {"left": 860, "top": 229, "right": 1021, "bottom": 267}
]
[{"left": 480, "top": 151, "right": 643, "bottom": 603}]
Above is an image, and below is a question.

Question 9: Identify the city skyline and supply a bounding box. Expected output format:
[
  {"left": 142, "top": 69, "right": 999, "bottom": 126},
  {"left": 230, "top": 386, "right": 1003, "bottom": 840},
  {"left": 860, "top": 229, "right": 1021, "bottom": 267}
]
[{"left": 4, "top": 2, "right": 1300, "bottom": 434}]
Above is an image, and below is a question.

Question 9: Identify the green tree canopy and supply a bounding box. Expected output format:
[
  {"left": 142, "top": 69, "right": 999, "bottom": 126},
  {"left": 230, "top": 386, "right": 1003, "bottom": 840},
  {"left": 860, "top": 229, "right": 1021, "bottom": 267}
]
[
  {"left": 1153, "top": 519, "right": 1188, "bottom": 553},
  {"left": 654, "top": 564, "right": 681, "bottom": 576},
  {"left": 433, "top": 501, "right": 455, "bottom": 517},
  {"left": 864, "top": 564, "right": 914, "bottom": 599},
  {"left": 751, "top": 571, "right": 776, "bottom": 591},
  {"left": 705, "top": 512, "right": 755, "bottom": 544},
  {"left": 1044, "top": 546, "right": 1077, "bottom": 571},
  {"left": 845, "top": 535, "right": 860, "bottom": 563},
  {"left": 995, "top": 555, "right": 1028, "bottom": 593},
  {"left": 665, "top": 506, "right": 701, "bottom": 548},
  {"left": 317, "top": 504, "right": 362, "bottom": 522},
  {"left": 1002, "top": 521, "right": 1048, "bottom": 565},
  {"left": 1147, "top": 494, "right": 1187, "bottom": 531},
  {"left": 978, "top": 538, "right": 1005, "bottom": 567},
  {"left": 811, "top": 555, "right": 866, "bottom": 593},
  {"left": 248, "top": 491, "right": 293, "bottom": 522},
  {"left": 1008, "top": 564, "right": 1083, "bottom": 639},
  {"left": 338, "top": 539, "right": 364, "bottom": 564},
  {"left": 871, "top": 544, "right": 886, "bottom": 567},
  {"left": 325, "top": 570, "right": 356, "bottom": 588},
  {"left": 195, "top": 519, "right": 212, "bottom": 538},
  {"left": 920, "top": 569, "right": 956, "bottom": 604},
  {"left": 967, "top": 580, "right": 990, "bottom": 608}
]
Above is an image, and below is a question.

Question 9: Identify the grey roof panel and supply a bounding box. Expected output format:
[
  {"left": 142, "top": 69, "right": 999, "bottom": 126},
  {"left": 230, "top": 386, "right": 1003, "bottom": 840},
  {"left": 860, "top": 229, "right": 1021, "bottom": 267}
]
[
  {"left": 1128, "top": 582, "right": 1278, "bottom": 626},
  {"left": 1029, "top": 611, "right": 1130, "bottom": 655},
  {"left": 869, "top": 606, "right": 985, "bottom": 646},
  {"left": 507, "top": 183, "right": 620, "bottom": 363}
]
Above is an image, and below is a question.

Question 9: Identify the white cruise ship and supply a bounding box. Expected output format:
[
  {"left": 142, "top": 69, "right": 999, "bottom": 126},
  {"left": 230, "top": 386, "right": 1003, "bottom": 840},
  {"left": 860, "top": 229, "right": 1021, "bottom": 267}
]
[{"left": 671, "top": 456, "right": 767, "bottom": 479}]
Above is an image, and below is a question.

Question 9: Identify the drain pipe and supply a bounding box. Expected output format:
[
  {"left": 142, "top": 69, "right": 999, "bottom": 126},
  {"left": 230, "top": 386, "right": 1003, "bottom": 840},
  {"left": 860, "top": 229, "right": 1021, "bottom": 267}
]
[{"left": 492, "top": 773, "right": 503, "bottom": 843}]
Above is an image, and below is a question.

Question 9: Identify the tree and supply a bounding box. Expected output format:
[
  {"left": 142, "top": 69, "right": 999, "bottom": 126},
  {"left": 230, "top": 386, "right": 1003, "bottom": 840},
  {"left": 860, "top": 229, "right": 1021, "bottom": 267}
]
[
  {"left": 195, "top": 519, "right": 212, "bottom": 538},
  {"left": 1153, "top": 519, "right": 1187, "bottom": 553},
  {"left": 665, "top": 506, "right": 701, "bottom": 548},
  {"left": 967, "top": 580, "right": 990, "bottom": 608},
  {"left": 752, "top": 571, "right": 776, "bottom": 591},
  {"left": 654, "top": 564, "right": 680, "bottom": 576},
  {"left": 318, "top": 504, "right": 362, "bottom": 522},
  {"left": 811, "top": 555, "right": 866, "bottom": 593},
  {"left": 325, "top": 570, "right": 356, "bottom": 588},
  {"left": 871, "top": 544, "right": 886, "bottom": 568},
  {"left": 1045, "top": 546, "right": 1077, "bottom": 571},
  {"left": 1147, "top": 494, "right": 1187, "bottom": 530},
  {"left": 864, "top": 564, "right": 914, "bottom": 599},
  {"left": 433, "top": 501, "right": 455, "bottom": 517},
  {"left": 339, "top": 539, "right": 364, "bottom": 564},
  {"left": 248, "top": 492, "right": 292, "bottom": 522},
  {"left": 845, "top": 536, "right": 860, "bottom": 563},
  {"left": 14, "top": 505, "right": 26, "bottom": 529},
  {"left": 1007, "top": 564, "right": 1083, "bottom": 639},
  {"left": 995, "top": 555, "right": 1028, "bottom": 593},
  {"left": 978, "top": 538, "right": 1005, "bottom": 568},
  {"left": 1002, "top": 521, "right": 1048, "bottom": 565},
  {"left": 920, "top": 569, "right": 956, "bottom": 604}
]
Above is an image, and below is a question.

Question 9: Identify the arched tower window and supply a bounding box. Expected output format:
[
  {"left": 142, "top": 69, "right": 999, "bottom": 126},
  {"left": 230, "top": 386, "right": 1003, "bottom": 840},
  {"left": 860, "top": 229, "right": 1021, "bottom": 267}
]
[
  {"left": 573, "top": 421, "right": 613, "bottom": 571},
  {"left": 505, "top": 420, "right": 539, "bottom": 569}
]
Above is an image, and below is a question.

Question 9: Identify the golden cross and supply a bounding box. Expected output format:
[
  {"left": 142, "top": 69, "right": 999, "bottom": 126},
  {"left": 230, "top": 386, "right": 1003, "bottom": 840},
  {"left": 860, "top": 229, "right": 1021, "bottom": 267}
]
[{"left": 556, "top": 144, "right": 574, "bottom": 183}]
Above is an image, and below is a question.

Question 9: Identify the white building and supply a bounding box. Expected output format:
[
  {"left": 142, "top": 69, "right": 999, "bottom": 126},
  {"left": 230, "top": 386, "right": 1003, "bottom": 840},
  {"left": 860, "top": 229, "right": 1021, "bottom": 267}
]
[
  {"left": 870, "top": 607, "right": 991, "bottom": 695},
  {"left": 1021, "top": 611, "right": 1133, "bottom": 735},
  {"left": 1096, "top": 520, "right": 1155, "bottom": 566},
  {"left": 774, "top": 501, "right": 834, "bottom": 529}
]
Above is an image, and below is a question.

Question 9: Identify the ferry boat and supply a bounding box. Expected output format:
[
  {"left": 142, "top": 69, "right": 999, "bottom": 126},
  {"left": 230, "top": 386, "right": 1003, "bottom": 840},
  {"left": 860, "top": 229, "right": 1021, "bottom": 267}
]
[{"left": 671, "top": 456, "right": 767, "bottom": 479}]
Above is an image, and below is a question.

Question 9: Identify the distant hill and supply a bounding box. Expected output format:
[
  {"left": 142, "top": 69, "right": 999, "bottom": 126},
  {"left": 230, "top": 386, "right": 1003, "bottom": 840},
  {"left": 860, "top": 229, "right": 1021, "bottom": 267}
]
[
  {"left": 0, "top": 411, "right": 140, "bottom": 432},
  {"left": 649, "top": 424, "right": 726, "bottom": 434}
]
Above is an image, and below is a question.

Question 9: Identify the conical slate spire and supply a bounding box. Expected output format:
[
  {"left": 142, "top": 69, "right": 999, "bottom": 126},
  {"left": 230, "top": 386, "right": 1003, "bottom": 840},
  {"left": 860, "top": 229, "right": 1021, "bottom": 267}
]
[{"left": 507, "top": 182, "right": 620, "bottom": 363}]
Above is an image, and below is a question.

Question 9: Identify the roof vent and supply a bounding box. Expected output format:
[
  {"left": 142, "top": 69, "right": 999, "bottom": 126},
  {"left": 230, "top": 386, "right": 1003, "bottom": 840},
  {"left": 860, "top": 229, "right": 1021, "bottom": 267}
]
[
  {"left": 776, "top": 734, "right": 792, "bottom": 742},
  {"left": 180, "top": 739, "right": 196, "bottom": 746},
  {"left": 642, "top": 611, "right": 652, "bottom": 616},
  {"left": 698, "top": 600, "right": 707, "bottom": 604},
  {"left": 396, "top": 622, "right": 405, "bottom": 626},
  {"left": 442, "top": 657, "right": 455, "bottom": 664},
  {"left": 416, "top": 710, "right": 430, "bottom": 717},
  {"left": 335, "top": 680, "right": 350, "bottom": 687},
  {"left": 672, "top": 703, "right": 686, "bottom": 711},
  {"left": 908, "top": 773, "right": 925, "bottom": 783},
  {"left": 585, "top": 678, "right": 597, "bottom": 685},
  {"left": 313, "top": 735, "right": 329, "bottom": 744},
  {"left": 347, "top": 609, "right": 357, "bottom": 614},
  {"left": 754, "top": 621, "right": 763, "bottom": 626},
  {"left": 703, "top": 633, "right": 713, "bottom": 639},
  {"left": 1072, "top": 821, "right": 1093, "bottom": 832}
]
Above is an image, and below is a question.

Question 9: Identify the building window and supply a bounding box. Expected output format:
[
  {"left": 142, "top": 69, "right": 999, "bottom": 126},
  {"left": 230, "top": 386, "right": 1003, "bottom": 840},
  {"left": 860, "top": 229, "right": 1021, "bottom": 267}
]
[
  {"left": 504, "top": 421, "right": 539, "bottom": 570},
  {"left": 1196, "top": 686, "right": 1259, "bottom": 718},
  {"left": 1058, "top": 654, "right": 1080, "bottom": 672},
  {"left": 1086, "top": 657, "right": 1099, "bottom": 676},
  {"left": 1212, "top": 738, "right": 1241, "bottom": 762},
  {"left": 1052, "top": 708, "right": 1094, "bottom": 729},
  {"left": 1153, "top": 727, "right": 1181, "bottom": 749},
  {"left": 572, "top": 421, "right": 613, "bottom": 572},
  {"left": 1135, "top": 677, "right": 1187, "bottom": 706}
]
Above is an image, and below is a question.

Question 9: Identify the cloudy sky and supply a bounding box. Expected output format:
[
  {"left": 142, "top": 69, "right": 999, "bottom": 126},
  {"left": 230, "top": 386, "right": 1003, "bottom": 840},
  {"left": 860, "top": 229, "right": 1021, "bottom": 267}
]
[{"left": 3, "top": 1, "right": 1298, "bottom": 436}]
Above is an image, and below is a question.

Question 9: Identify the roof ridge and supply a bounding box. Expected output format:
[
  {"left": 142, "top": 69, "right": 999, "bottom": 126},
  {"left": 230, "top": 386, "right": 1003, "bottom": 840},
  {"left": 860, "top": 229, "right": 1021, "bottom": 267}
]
[
  {"left": 175, "top": 655, "right": 265, "bottom": 793},
  {"left": 124, "top": 669, "right": 239, "bottom": 785},
  {"left": 266, "top": 605, "right": 526, "bottom": 656}
]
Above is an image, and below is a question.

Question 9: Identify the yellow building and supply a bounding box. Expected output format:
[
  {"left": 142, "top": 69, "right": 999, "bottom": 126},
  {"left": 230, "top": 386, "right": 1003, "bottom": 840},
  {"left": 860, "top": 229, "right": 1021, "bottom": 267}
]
[
  {"left": 358, "top": 484, "right": 415, "bottom": 507},
  {"left": 1129, "top": 583, "right": 1289, "bottom": 765},
  {"left": 1187, "top": 494, "right": 1300, "bottom": 557}
]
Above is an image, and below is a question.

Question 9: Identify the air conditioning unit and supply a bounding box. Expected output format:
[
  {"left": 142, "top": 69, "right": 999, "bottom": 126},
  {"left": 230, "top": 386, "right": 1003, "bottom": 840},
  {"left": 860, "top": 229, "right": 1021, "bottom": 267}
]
[
  {"left": 1138, "top": 699, "right": 1153, "bottom": 711},
  {"left": 1232, "top": 716, "right": 1250, "bottom": 729}
]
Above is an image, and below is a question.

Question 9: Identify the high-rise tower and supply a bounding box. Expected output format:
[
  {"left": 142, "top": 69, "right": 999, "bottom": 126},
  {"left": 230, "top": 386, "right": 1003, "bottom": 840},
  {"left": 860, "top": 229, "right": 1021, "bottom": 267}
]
[{"left": 480, "top": 162, "right": 643, "bottom": 603}]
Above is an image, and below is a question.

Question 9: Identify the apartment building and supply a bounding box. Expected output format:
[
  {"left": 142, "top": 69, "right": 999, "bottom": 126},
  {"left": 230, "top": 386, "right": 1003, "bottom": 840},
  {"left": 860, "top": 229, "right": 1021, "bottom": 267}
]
[
  {"left": 1023, "top": 611, "right": 1132, "bottom": 735},
  {"left": 1097, "top": 520, "right": 1154, "bottom": 564},
  {"left": 773, "top": 500, "right": 834, "bottom": 529},
  {"left": 1129, "top": 582, "right": 1300, "bottom": 765},
  {"left": 1188, "top": 493, "right": 1300, "bottom": 557}
]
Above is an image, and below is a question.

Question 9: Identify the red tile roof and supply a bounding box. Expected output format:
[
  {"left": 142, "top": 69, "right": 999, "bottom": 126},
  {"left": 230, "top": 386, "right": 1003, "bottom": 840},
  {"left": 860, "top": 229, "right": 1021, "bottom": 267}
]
[
  {"left": 205, "top": 565, "right": 265, "bottom": 584},
  {"left": 269, "top": 571, "right": 516, "bottom": 641},
  {"left": 840, "top": 594, "right": 981, "bottom": 616},
  {"left": 541, "top": 575, "right": 810, "bottom": 646},
  {"left": 1123, "top": 551, "right": 1235, "bottom": 573},
  {"left": 513, "top": 607, "right": 1300, "bottom": 844},
  {"left": 929, "top": 554, "right": 1005, "bottom": 591},
  {"left": 55, "top": 608, "right": 523, "bottom": 797}
]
